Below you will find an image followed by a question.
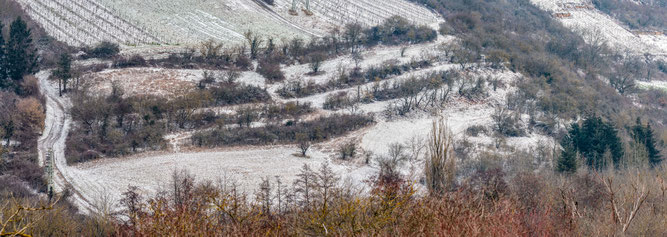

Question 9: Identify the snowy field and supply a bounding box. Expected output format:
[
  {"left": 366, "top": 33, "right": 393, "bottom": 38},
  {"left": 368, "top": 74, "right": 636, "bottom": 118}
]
[
  {"left": 17, "top": 0, "right": 440, "bottom": 46},
  {"left": 50, "top": 36, "right": 556, "bottom": 212},
  {"left": 68, "top": 65, "right": 552, "bottom": 212},
  {"left": 35, "top": 33, "right": 560, "bottom": 214},
  {"left": 530, "top": 0, "right": 667, "bottom": 58},
  {"left": 74, "top": 146, "right": 376, "bottom": 211}
]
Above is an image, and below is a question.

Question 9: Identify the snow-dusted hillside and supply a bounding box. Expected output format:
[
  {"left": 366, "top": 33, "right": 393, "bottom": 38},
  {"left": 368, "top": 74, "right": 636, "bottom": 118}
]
[
  {"left": 38, "top": 35, "right": 558, "bottom": 212},
  {"left": 16, "top": 0, "right": 440, "bottom": 47},
  {"left": 530, "top": 0, "right": 667, "bottom": 58}
]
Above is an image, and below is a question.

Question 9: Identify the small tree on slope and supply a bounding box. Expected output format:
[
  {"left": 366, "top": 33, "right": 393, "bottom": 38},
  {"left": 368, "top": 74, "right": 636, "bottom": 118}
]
[{"left": 632, "top": 118, "right": 663, "bottom": 167}]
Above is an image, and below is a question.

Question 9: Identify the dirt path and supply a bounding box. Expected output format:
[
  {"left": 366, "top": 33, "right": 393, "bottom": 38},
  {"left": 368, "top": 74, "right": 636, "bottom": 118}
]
[{"left": 37, "top": 71, "right": 100, "bottom": 213}]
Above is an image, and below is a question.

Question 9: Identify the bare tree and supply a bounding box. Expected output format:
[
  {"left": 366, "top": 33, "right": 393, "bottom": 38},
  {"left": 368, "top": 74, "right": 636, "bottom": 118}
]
[
  {"left": 171, "top": 92, "right": 209, "bottom": 129},
  {"left": 293, "top": 164, "right": 316, "bottom": 208},
  {"left": 308, "top": 52, "right": 326, "bottom": 74},
  {"left": 580, "top": 29, "right": 609, "bottom": 69},
  {"left": 601, "top": 174, "right": 650, "bottom": 233},
  {"left": 610, "top": 56, "right": 641, "bottom": 95},
  {"left": 244, "top": 31, "right": 264, "bottom": 60},
  {"left": 199, "top": 40, "right": 223, "bottom": 59},
  {"left": 424, "top": 118, "right": 456, "bottom": 195},
  {"left": 256, "top": 177, "right": 273, "bottom": 214},
  {"left": 296, "top": 132, "right": 310, "bottom": 157}
]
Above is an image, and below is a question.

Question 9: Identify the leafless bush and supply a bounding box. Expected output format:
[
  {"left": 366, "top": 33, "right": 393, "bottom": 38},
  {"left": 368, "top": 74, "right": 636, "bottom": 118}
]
[
  {"left": 338, "top": 141, "right": 357, "bottom": 160},
  {"left": 492, "top": 107, "right": 526, "bottom": 137},
  {"left": 465, "top": 125, "right": 488, "bottom": 137},
  {"left": 256, "top": 60, "right": 285, "bottom": 83},
  {"left": 199, "top": 40, "right": 224, "bottom": 59},
  {"left": 308, "top": 52, "right": 326, "bottom": 75},
  {"left": 323, "top": 92, "right": 353, "bottom": 110},
  {"left": 376, "top": 143, "right": 409, "bottom": 184}
]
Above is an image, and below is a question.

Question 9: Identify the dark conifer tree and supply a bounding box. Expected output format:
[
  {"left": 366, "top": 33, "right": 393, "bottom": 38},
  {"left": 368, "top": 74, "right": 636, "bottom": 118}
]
[
  {"left": 645, "top": 124, "right": 662, "bottom": 167},
  {"left": 632, "top": 118, "right": 663, "bottom": 167},
  {"left": 0, "top": 19, "right": 7, "bottom": 88},
  {"left": 54, "top": 53, "right": 72, "bottom": 96},
  {"left": 556, "top": 135, "right": 578, "bottom": 173},
  {"left": 566, "top": 116, "right": 624, "bottom": 170},
  {"left": 6, "top": 17, "right": 37, "bottom": 93}
]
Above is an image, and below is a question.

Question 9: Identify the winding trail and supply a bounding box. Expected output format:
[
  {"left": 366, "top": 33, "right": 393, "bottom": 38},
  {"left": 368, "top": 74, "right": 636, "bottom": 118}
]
[{"left": 37, "top": 71, "right": 100, "bottom": 213}]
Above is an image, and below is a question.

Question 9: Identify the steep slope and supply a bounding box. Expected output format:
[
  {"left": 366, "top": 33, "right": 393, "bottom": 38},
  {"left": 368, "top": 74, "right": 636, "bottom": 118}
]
[{"left": 531, "top": 0, "right": 667, "bottom": 58}]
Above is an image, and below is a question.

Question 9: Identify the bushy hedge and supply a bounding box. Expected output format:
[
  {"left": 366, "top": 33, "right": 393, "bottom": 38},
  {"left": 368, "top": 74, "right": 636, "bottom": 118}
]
[{"left": 191, "top": 114, "right": 373, "bottom": 147}]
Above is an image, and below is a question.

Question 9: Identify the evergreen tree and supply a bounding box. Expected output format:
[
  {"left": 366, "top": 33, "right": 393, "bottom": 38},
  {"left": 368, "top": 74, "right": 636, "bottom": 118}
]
[
  {"left": 0, "top": 19, "right": 7, "bottom": 88},
  {"left": 645, "top": 124, "right": 662, "bottom": 167},
  {"left": 6, "top": 17, "right": 37, "bottom": 93},
  {"left": 632, "top": 118, "right": 663, "bottom": 167},
  {"left": 567, "top": 116, "right": 624, "bottom": 171},
  {"left": 556, "top": 135, "right": 578, "bottom": 173},
  {"left": 53, "top": 53, "right": 72, "bottom": 96}
]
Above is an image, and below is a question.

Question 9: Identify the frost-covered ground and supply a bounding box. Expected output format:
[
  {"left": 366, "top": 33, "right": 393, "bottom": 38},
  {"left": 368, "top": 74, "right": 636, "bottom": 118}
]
[
  {"left": 85, "top": 36, "right": 450, "bottom": 99},
  {"left": 15, "top": 0, "right": 162, "bottom": 46},
  {"left": 74, "top": 145, "right": 376, "bottom": 210},
  {"left": 637, "top": 80, "right": 667, "bottom": 92},
  {"left": 85, "top": 68, "right": 200, "bottom": 97},
  {"left": 38, "top": 32, "right": 563, "bottom": 213},
  {"left": 58, "top": 38, "right": 556, "bottom": 213},
  {"left": 530, "top": 0, "right": 667, "bottom": 59},
  {"left": 23, "top": 0, "right": 440, "bottom": 46}
]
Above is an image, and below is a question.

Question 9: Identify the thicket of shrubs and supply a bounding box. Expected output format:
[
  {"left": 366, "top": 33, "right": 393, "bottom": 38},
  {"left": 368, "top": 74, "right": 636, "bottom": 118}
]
[
  {"left": 4, "top": 114, "right": 667, "bottom": 237},
  {"left": 105, "top": 145, "right": 665, "bottom": 236},
  {"left": 278, "top": 59, "right": 433, "bottom": 99},
  {"left": 67, "top": 89, "right": 167, "bottom": 163},
  {"left": 210, "top": 102, "right": 315, "bottom": 129},
  {"left": 81, "top": 41, "right": 120, "bottom": 59},
  {"left": 83, "top": 16, "right": 436, "bottom": 77},
  {"left": 322, "top": 70, "right": 485, "bottom": 116},
  {"left": 65, "top": 76, "right": 271, "bottom": 163},
  {"left": 0, "top": 16, "right": 51, "bottom": 200},
  {"left": 191, "top": 114, "right": 373, "bottom": 147},
  {"left": 0, "top": 89, "right": 46, "bottom": 197}
]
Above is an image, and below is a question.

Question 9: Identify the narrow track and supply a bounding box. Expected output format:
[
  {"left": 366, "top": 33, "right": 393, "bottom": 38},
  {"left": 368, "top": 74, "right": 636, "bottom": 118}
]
[{"left": 37, "top": 71, "right": 97, "bottom": 213}]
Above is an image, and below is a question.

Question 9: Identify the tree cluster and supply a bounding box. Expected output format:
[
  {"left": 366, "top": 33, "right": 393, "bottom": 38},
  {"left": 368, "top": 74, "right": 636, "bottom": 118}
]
[{"left": 557, "top": 116, "right": 624, "bottom": 172}]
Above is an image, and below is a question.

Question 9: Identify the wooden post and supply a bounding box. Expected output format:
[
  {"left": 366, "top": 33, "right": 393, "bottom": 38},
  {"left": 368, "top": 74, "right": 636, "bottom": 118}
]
[
  {"left": 304, "top": 0, "right": 313, "bottom": 15},
  {"left": 289, "top": 0, "right": 298, "bottom": 15},
  {"left": 46, "top": 149, "right": 55, "bottom": 199}
]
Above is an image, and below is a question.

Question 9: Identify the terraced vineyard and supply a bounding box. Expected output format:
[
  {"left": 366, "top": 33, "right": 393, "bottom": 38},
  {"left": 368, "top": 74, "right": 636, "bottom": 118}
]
[
  {"left": 16, "top": 0, "right": 440, "bottom": 46},
  {"left": 16, "top": 0, "right": 162, "bottom": 46}
]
